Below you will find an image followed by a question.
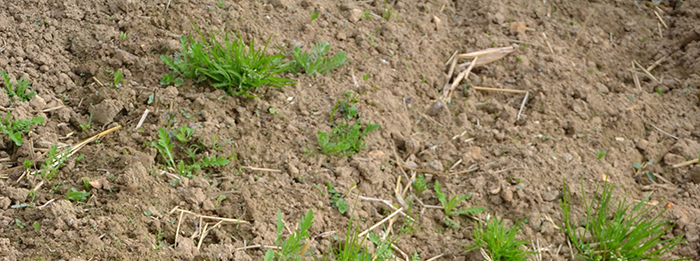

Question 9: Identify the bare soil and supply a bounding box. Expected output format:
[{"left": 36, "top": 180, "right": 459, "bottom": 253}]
[{"left": 1, "top": 0, "right": 700, "bottom": 260}]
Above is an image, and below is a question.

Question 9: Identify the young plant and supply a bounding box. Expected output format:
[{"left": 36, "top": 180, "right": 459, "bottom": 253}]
[
  {"left": 160, "top": 24, "right": 294, "bottom": 97},
  {"left": 80, "top": 112, "right": 93, "bottom": 131},
  {"left": 66, "top": 188, "right": 90, "bottom": 202},
  {"left": 151, "top": 127, "right": 230, "bottom": 178},
  {"left": 434, "top": 181, "right": 484, "bottom": 216},
  {"left": 0, "top": 113, "right": 45, "bottom": 146},
  {"left": 39, "top": 145, "right": 71, "bottom": 180},
  {"left": 326, "top": 184, "right": 349, "bottom": 214},
  {"left": 310, "top": 10, "right": 319, "bottom": 21},
  {"left": 112, "top": 69, "right": 123, "bottom": 88},
  {"left": 560, "top": 179, "right": 686, "bottom": 261},
  {"left": 596, "top": 149, "right": 606, "bottom": 160},
  {"left": 330, "top": 91, "right": 360, "bottom": 121},
  {"left": 291, "top": 42, "right": 347, "bottom": 76},
  {"left": 1, "top": 70, "right": 37, "bottom": 102},
  {"left": 326, "top": 219, "right": 395, "bottom": 260},
  {"left": 412, "top": 174, "right": 427, "bottom": 195},
  {"left": 382, "top": 0, "right": 396, "bottom": 21},
  {"left": 317, "top": 119, "right": 379, "bottom": 157},
  {"left": 464, "top": 217, "right": 532, "bottom": 261},
  {"left": 265, "top": 209, "right": 314, "bottom": 261}
]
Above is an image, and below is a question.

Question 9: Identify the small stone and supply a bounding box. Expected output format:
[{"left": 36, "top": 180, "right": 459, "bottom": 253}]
[
  {"left": 336, "top": 31, "right": 347, "bottom": 41},
  {"left": 509, "top": 22, "right": 528, "bottom": 34},
  {"left": 286, "top": 164, "right": 300, "bottom": 176},
  {"left": 28, "top": 95, "right": 46, "bottom": 111},
  {"left": 268, "top": 0, "right": 292, "bottom": 9},
  {"left": 91, "top": 99, "right": 124, "bottom": 126},
  {"left": 428, "top": 160, "right": 443, "bottom": 172},
  {"left": 540, "top": 188, "right": 560, "bottom": 201},
  {"left": 7, "top": 187, "right": 29, "bottom": 203},
  {"left": 426, "top": 100, "right": 444, "bottom": 116},
  {"left": 493, "top": 13, "right": 505, "bottom": 24},
  {"left": 500, "top": 187, "right": 513, "bottom": 202},
  {"left": 690, "top": 167, "right": 700, "bottom": 183},
  {"left": 160, "top": 39, "right": 181, "bottom": 52},
  {"left": 595, "top": 83, "right": 609, "bottom": 93},
  {"left": 663, "top": 153, "right": 684, "bottom": 166},
  {"left": 346, "top": 9, "right": 362, "bottom": 23}
]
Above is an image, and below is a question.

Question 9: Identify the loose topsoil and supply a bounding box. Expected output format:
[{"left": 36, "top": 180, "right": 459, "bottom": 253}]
[{"left": 1, "top": 0, "right": 700, "bottom": 260}]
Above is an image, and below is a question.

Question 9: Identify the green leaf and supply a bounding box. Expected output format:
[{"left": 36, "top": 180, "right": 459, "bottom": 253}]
[
  {"left": 633, "top": 163, "right": 642, "bottom": 169},
  {"left": 66, "top": 188, "right": 90, "bottom": 202},
  {"left": 434, "top": 181, "right": 446, "bottom": 207},
  {"left": 335, "top": 198, "right": 349, "bottom": 214}
]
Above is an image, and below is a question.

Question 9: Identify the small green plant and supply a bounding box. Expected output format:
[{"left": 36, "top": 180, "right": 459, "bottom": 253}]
[
  {"left": 596, "top": 149, "right": 606, "bottom": 160},
  {"left": 326, "top": 184, "right": 349, "bottom": 214},
  {"left": 360, "top": 10, "right": 371, "bottom": 20},
  {"left": 215, "top": 195, "right": 226, "bottom": 208},
  {"left": 32, "top": 221, "right": 41, "bottom": 231},
  {"left": 15, "top": 219, "right": 26, "bottom": 229},
  {"left": 434, "top": 181, "right": 484, "bottom": 216},
  {"left": 265, "top": 209, "right": 314, "bottom": 261},
  {"left": 560, "top": 179, "right": 686, "bottom": 260},
  {"left": 310, "top": 10, "right": 319, "bottom": 21},
  {"left": 291, "top": 42, "right": 347, "bottom": 76},
  {"left": 154, "top": 231, "right": 166, "bottom": 249},
  {"left": 0, "top": 113, "right": 44, "bottom": 146},
  {"left": 326, "top": 221, "right": 395, "bottom": 260},
  {"left": 330, "top": 91, "right": 360, "bottom": 121},
  {"left": 382, "top": 0, "right": 395, "bottom": 21},
  {"left": 39, "top": 145, "right": 71, "bottom": 179},
  {"left": 1, "top": 70, "right": 37, "bottom": 102},
  {"left": 656, "top": 88, "right": 663, "bottom": 95},
  {"left": 112, "top": 69, "right": 123, "bottom": 88},
  {"left": 120, "top": 31, "right": 128, "bottom": 41},
  {"left": 151, "top": 127, "right": 230, "bottom": 178},
  {"left": 317, "top": 119, "right": 379, "bottom": 157},
  {"left": 161, "top": 25, "right": 294, "bottom": 97},
  {"left": 82, "top": 177, "right": 91, "bottom": 191},
  {"left": 464, "top": 217, "right": 532, "bottom": 261},
  {"left": 412, "top": 174, "right": 427, "bottom": 195},
  {"left": 80, "top": 112, "right": 93, "bottom": 131},
  {"left": 217, "top": 0, "right": 224, "bottom": 8},
  {"left": 66, "top": 188, "right": 90, "bottom": 202}
]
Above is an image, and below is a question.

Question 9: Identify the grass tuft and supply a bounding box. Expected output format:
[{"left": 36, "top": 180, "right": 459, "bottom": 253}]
[
  {"left": 560, "top": 179, "right": 687, "bottom": 261},
  {"left": 464, "top": 217, "right": 532, "bottom": 261},
  {"left": 0, "top": 112, "right": 44, "bottom": 146},
  {"left": 160, "top": 25, "right": 294, "bottom": 97}
]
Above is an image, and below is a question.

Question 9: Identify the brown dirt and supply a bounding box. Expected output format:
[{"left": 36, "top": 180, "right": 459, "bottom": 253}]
[{"left": 1, "top": 0, "right": 699, "bottom": 260}]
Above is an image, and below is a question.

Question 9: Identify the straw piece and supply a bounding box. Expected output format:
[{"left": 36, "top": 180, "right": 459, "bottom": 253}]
[
  {"left": 134, "top": 109, "right": 150, "bottom": 130},
  {"left": 633, "top": 60, "right": 659, "bottom": 83},
  {"left": 358, "top": 207, "right": 403, "bottom": 238},
  {"left": 654, "top": 11, "right": 668, "bottom": 28},
  {"left": 517, "top": 92, "right": 530, "bottom": 121},
  {"left": 472, "top": 86, "right": 528, "bottom": 94},
  {"left": 672, "top": 159, "right": 697, "bottom": 168}
]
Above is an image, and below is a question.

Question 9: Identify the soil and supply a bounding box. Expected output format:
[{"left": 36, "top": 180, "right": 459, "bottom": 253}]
[{"left": 1, "top": 0, "right": 699, "bottom": 260}]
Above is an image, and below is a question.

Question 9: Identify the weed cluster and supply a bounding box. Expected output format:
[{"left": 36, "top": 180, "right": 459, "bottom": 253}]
[
  {"left": 464, "top": 217, "right": 532, "bottom": 261},
  {"left": 265, "top": 208, "right": 397, "bottom": 261},
  {"left": 161, "top": 26, "right": 293, "bottom": 97},
  {"left": 151, "top": 126, "right": 231, "bottom": 178},
  {"left": 160, "top": 26, "right": 347, "bottom": 96},
  {"left": 560, "top": 179, "right": 686, "bottom": 260},
  {"left": 318, "top": 91, "right": 379, "bottom": 157},
  {"left": 0, "top": 112, "right": 44, "bottom": 146},
  {"left": 1, "top": 70, "right": 37, "bottom": 103}
]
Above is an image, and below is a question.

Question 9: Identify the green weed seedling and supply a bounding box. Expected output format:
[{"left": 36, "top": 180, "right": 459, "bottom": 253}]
[
  {"left": 66, "top": 188, "right": 90, "bottom": 202},
  {"left": 330, "top": 91, "right": 360, "bottom": 122},
  {"left": 80, "top": 112, "right": 93, "bottom": 131},
  {"left": 160, "top": 24, "right": 294, "bottom": 97},
  {"left": 151, "top": 126, "right": 230, "bottom": 178},
  {"left": 265, "top": 209, "right": 314, "bottom": 261},
  {"left": 1, "top": 70, "right": 37, "bottom": 103},
  {"left": 0, "top": 112, "right": 45, "bottom": 146},
  {"left": 413, "top": 174, "right": 428, "bottom": 195},
  {"left": 560, "top": 179, "right": 687, "bottom": 261},
  {"left": 291, "top": 42, "right": 347, "bottom": 76},
  {"left": 112, "top": 69, "right": 123, "bottom": 88},
  {"left": 434, "top": 181, "right": 484, "bottom": 216},
  {"left": 464, "top": 217, "right": 532, "bottom": 261},
  {"left": 326, "top": 184, "right": 349, "bottom": 214},
  {"left": 596, "top": 149, "right": 606, "bottom": 160},
  {"left": 39, "top": 145, "right": 71, "bottom": 180},
  {"left": 317, "top": 119, "right": 379, "bottom": 157},
  {"left": 325, "top": 219, "right": 395, "bottom": 260}
]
